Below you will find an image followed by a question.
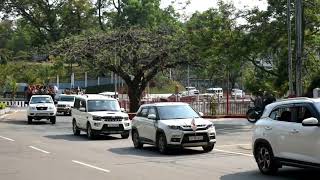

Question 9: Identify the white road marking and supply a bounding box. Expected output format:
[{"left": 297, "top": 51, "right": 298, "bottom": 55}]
[
  {"left": 214, "top": 148, "right": 253, "bottom": 157},
  {"left": 217, "top": 143, "right": 251, "bottom": 147},
  {"left": 0, "top": 135, "right": 15, "bottom": 142},
  {"left": 29, "top": 146, "right": 50, "bottom": 154},
  {"left": 72, "top": 160, "right": 110, "bottom": 173}
]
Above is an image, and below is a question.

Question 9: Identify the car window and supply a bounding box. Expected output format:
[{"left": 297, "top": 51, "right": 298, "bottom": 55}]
[
  {"left": 148, "top": 107, "right": 156, "bottom": 115},
  {"left": 137, "top": 107, "right": 148, "bottom": 117},
  {"left": 269, "top": 106, "right": 294, "bottom": 122},
  {"left": 157, "top": 105, "right": 200, "bottom": 120},
  {"left": 294, "top": 106, "right": 314, "bottom": 123},
  {"left": 80, "top": 100, "right": 86, "bottom": 109},
  {"left": 74, "top": 98, "right": 80, "bottom": 109}
]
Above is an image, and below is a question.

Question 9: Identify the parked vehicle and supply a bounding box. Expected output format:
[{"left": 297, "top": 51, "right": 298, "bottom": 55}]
[
  {"left": 56, "top": 94, "right": 75, "bottom": 116},
  {"left": 131, "top": 102, "right": 216, "bottom": 154},
  {"left": 72, "top": 94, "right": 131, "bottom": 139},
  {"left": 185, "top": 86, "right": 199, "bottom": 95},
  {"left": 252, "top": 97, "right": 320, "bottom": 175},
  {"left": 27, "top": 95, "right": 57, "bottom": 124},
  {"left": 204, "top": 88, "right": 223, "bottom": 99},
  {"left": 231, "top": 89, "right": 244, "bottom": 98}
]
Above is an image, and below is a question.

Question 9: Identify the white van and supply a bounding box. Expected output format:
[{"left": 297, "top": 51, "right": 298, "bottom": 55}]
[
  {"left": 205, "top": 88, "right": 223, "bottom": 99},
  {"left": 72, "top": 94, "right": 131, "bottom": 139}
]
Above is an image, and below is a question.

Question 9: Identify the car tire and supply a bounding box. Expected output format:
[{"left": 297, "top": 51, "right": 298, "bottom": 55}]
[
  {"left": 254, "top": 143, "right": 278, "bottom": 175},
  {"left": 202, "top": 144, "right": 214, "bottom": 152},
  {"left": 50, "top": 116, "right": 56, "bottom": 124},
  {"left": 121, "top": 131, "right": 130, "bottom": 139},
  {"left": 157, "top": 133, "right": 168, "bottom": 154},
  {"left": 132, "top": 130, "right": 143, "bottom": 149},
  {"left": 27, "top": 116, "right": 32, "bottom": 124},
  {"left": 87, "top": 123, "right": 96, "bottom": 140},
  {"left": 73, "top": 120, "right": 80, "bottom": 136}
]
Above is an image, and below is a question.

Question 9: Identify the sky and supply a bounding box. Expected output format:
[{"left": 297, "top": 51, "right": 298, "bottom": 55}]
[{"left": 160, "top": 0, "right": 268, "bottom": 15}]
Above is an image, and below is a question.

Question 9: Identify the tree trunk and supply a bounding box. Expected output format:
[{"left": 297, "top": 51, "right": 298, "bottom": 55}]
[{"left": 127, "top": 85, "right": 143, "bottom": 113}]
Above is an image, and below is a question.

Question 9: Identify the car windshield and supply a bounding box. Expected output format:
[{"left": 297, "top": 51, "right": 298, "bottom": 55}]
[
  {"left": 30, "top": 97, "right": 53, "bottom": 104},
  {"left": 157, "top": 105, "right": 200, "bottom": 120},
  {"left": 59, "top": 96, "right": 75, "bottom": 102},
  {"left": 87, "top": 100, "right": 120, "bottom": 112}
]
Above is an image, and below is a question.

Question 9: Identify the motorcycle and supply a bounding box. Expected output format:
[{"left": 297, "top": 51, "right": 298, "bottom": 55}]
[{"left": 246, "top": 106, "right": 263, "bottom": 123}]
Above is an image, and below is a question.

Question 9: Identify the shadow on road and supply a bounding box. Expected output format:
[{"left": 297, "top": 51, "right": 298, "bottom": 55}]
[
  {"left": 215, "top": 124, "right": 253, "bottom": 135},
  {"left": 44, "top": 134, "right": 122, "bottom": 141},
  {"left": 0, "top": 119, "right": 52, "bottom": 125},
  {"left": 109, "top": 146, "right": 208, "bottom": 157},
  {"left": 220, "top": 168, "right": 320, "bottom": 180}
]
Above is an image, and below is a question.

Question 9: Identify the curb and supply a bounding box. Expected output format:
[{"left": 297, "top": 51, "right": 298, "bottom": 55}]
[{"left": 0, "top": 108, "right": 11, "bottom": 115}]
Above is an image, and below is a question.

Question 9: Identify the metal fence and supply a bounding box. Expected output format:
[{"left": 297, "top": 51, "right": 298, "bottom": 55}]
[{"left": 119, "top": 99, "right": 251, "bottom": 116}]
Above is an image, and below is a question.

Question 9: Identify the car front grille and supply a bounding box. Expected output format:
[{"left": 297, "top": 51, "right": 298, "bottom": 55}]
[
  {"left": 102, "top": 116, "right": 123, "bottom": 122},
  {"left": 36, "top": 107, "right": 48, "bottom": 110},
  {"left": 182, "top": 133, "right": 209, "bottom": 143}
]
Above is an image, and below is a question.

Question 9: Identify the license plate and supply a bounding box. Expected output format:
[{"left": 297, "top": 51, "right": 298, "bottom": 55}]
[
  {"left": 107, "top": 124, "right": 119, "bottom": 127},
  {"left": 37, "top": 113, "right": 48, "bottom": 116},
  {"left": 188, "top": 136, "right": 203, "bottom": 141}
]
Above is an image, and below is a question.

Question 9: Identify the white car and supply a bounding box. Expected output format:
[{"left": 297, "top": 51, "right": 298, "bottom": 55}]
[
  {"left": 205, "top": 87, "right": 223, "bottom": 99},
  {"left": 252, "top": 97, "right": 320, "bottom": 175},
  {"left": 72, "top": 94, "right": 131, "bottom": 139},
  {"left": 231, "top": 89, "right": 244, "bottom": 98},
  {"left": 131, "top": 102, "right": 216, "bottom": 154},
  {"left": 27, "top": 95, "right": 57, "bottom": 124},
  {"left": 56, "top": 94, "right": 75, "bottom": 115},
  {"left": 185, "top": 86, "right": 199, "bottom": 95}
]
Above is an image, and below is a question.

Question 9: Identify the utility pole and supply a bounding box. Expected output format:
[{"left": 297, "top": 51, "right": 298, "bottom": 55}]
[
  {"left": 287, "top": 0, "right": 294, "bottom": 96},
  {"left": 295, "top": 0, "right": 303, "bottom": 96}
]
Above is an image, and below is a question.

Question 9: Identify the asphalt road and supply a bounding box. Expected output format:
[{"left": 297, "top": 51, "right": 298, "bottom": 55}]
[{"left": 0, "top": 109, "right": 319, "bottom": 180}]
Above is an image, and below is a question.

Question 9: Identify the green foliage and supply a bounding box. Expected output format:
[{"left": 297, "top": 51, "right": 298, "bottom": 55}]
[{"left": 0, "top": 102, "right": 6, "bottom": 109}]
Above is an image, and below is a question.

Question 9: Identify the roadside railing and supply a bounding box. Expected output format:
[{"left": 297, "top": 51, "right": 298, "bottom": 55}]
[{"left": 119, "top": 99, "right": 251, "bottom": 116}]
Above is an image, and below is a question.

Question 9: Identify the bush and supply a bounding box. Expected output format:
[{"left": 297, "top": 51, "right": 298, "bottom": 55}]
[{"left": 0, "top": 102, "right": 6, "bottom": 110}]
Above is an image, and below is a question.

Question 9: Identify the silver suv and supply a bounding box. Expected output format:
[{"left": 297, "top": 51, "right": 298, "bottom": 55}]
[{"left": 131, "top": 102, "right": 216, "bottom": 154}]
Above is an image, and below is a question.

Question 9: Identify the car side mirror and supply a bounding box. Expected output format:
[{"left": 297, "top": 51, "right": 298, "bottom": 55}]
[
  {"left": 25, "top": 101, "right": 29, "bottom": 106},
  {"left": 302, "top": 117, "right": 319, "bottom": 126},
  {"left": 148, "top": 114, "right": 157, "bottom": 120},
  {"left": 120, "top": 108, "right": 125, "bottom": 112},
  {"left": 199, "top": 112, "right": 204, "bottom": 117},
  {"left": 79, "top": 107, "right": 86, "bottom": 112},
  {"left": 54, "top": 101, "right": 58, "bottom": 105}
]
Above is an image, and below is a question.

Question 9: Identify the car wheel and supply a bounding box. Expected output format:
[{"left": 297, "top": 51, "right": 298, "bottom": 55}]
[
  {"left": 255, "top": 143, "right": 278, "bottom": 175},
  {"left": 50, "top": 116, "right": 56, "bottom": 124},
  {"left": 27, "top": 116, "right": 32, "bottom": 124},
  {"left": 157, "top": 133, "right": 168, "bottom": 154},
  {"left": 87, "top": 123, "right": 95, "bottom": 140},
  {"left": 132, "top": 130, "right": 143, "bottom": 149},
  {"left": 121, "top": 131, "right": 130, "bottom": 139},
  {"left": 202, "top": 144, "right": 214, "bottom": 152},
  {"left": 73, "top": 120, "right": 80, "bottom": 136}
]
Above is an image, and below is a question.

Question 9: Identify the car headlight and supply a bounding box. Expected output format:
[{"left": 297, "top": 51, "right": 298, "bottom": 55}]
[
  {"left": 30, "top": 107, "right": 36, "bottom": 110},
  {"left": 66, "top": 104, "right": 71, "bottom": 107},
  {"left": 124, "top": 117, "right": 129, "bottom": 120},
  {"left": 92, "top": 116, "right": 102, "bottom": 121},
  {"left": 168, "top": 125, "right": 182, "bottom": 130},
  {"left": 48, "top": 106, "right": 54, "bottom": 110},
  {"left": 206, "top": 123, "right": 214, "bottom": 129}
]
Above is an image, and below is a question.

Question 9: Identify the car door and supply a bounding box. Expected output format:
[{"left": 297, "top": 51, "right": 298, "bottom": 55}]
[
  {"left": 136, "top": 107, "right": 149, "bottom": 140},
  {"left": 268, "top": 104, "right": 296, "bottom": 159},
  {"left": 286, "top": 104, "right": 320, "bottom": 164},
  {"left": 143, "top": 107, "right": 158, "bottom": 143},
  {"left": 73, "top": 98, "right": 81, "bottom": 127},
  {"left": 78, "top": 99, "right": 88, "bottom": 129}
]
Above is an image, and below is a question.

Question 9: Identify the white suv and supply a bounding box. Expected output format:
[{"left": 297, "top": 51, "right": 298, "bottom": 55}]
[
  {"left": 56, "top": 94, "right": 75, "bottom": 116},
  {"left": 131, "top": 102, "right": 216, "bottom": 154},
  {"left": 27, "top": 95, "right": 57, "bottom": 124},
  {"left": 252, "top": 98, "right": 320, "bottom": 174},
  {"left": 72, "top": 94, "right": 131, "bottom": 139}
]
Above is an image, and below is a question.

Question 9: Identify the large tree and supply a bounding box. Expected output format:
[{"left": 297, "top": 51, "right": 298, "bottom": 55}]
[{"left": 54, "top": 27, "right": 194, "bottom": 112}]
